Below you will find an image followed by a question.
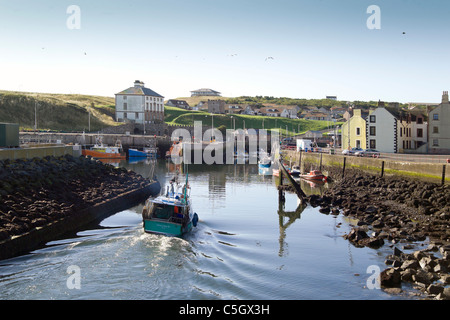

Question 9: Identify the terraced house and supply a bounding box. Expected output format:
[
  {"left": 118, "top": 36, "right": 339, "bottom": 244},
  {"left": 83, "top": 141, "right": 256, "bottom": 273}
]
[
  {"left": 428, "top": 91, "right": 450, "bottom": 154},
  {"left": 341, "top": 109, "right": 367, "bottom": 150},
  {"left": 115, "top": 80, "right": 164, "bottom": 124}
]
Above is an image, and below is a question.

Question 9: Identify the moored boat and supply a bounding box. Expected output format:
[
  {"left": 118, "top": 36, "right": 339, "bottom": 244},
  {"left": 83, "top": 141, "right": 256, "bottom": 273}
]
[
  {"left": 299, "top": 170, "right": 328, "bottom": 182},
  {"left": 142, "top": 175, "right": 198, "bottom": 237},
  {"left": 128, "top": 148, "right": 147, "bottom": 158},
  {"left": 82, "top": 140, "right": 126, "bottom": 159}
]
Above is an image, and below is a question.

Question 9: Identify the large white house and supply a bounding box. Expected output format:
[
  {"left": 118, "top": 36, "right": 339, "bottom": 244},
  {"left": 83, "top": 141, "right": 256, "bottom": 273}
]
[
  {"left": 115, "top": 80, "right": 164, "bottom": 124},
  {"left": 366, "top": 107, "right": 398, "bottom": 153}
]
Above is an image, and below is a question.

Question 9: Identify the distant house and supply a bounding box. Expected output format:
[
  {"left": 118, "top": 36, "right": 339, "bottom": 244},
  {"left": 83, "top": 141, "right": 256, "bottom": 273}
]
[
  {"left": 225, "top": 104, "right": 243, "bottom": 114},
  {"left": 428, "top": 91, "right": 450, "bottom": 154},
  {"left": 207, "top": 99, "right": 226, "bottom": 114},
  {"left": 303, "top": 112, "right": 329, "bottom": 121},
  {"left": 242, "top": 105, "right": 257, "bottom": 115},
  {"left": 326, "top": 96, "right": 337, "bottom": 100},
  {"left": 259, "top": 107, "right": 281, "bottom": 117},
  {"left": 397, "top": 109, "right": 427, "bottom": 152},
  {"left": 166, "top": 99, "right": 191, "bottom": 110},
  {"left": 190, "top": 88, "right": 221, "bottom": 97},
  {"left": 115, "top": 80, "right": 164, "bottom": 124}
]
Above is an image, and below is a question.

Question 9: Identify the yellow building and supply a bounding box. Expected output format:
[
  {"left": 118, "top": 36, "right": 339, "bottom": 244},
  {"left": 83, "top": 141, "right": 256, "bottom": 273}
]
[{"left": 341, "top": 109, "right": 367, "bottom": 150}]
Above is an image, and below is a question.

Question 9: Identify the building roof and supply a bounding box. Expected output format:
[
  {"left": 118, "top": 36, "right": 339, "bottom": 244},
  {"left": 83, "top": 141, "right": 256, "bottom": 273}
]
[
  {"left": 190, "top": 88, "right": 221, "bottom": 94},
  {"left": 116, "top": 81, "right": 164, "bottom": 97}
]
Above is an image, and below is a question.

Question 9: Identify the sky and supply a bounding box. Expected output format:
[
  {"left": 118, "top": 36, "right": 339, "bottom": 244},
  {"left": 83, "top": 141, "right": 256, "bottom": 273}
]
[{"left": 0, "top": 0, "right": 449, "bottom": 103}]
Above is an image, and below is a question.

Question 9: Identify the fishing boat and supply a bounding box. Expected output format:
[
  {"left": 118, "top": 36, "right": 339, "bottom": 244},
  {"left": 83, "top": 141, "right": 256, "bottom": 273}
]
[
  {"left": 128, "top": 148, "right": 147, "bottom": 158},
  {"left": 258, "top": 150, "right": 272, "bottom": 169},
  {"left": 289, "top": 165, "right": 301, "bottom": 177},
  {"left": 142, "top": 175, "right": 198, "bottom": 237},
  {"left": 82, "top": 140, "right": 126, "bottom": 159},
  {"left": 299, "top": 170, "right": 328, "bottom": 182}
]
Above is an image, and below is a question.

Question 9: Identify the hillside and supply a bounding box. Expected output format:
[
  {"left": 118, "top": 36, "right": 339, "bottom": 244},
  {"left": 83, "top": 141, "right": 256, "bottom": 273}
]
[
  {"left": 0, "top": 90, "right": 117, "bottom": 132},
  {"left": 165, "top": 106, "right": 340, "bottom": 136}
]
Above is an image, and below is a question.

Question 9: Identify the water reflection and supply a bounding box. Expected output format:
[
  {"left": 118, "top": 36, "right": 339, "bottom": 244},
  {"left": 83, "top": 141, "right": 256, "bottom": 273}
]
[{"left": 277, "top": 198, "right": 307, "bottom": 257}]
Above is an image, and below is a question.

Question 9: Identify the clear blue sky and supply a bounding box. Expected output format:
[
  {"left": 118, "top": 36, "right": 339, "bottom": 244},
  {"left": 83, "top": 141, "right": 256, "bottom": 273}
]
[{"left": 0, "top": 0, "right": 449, "bottom": 103}]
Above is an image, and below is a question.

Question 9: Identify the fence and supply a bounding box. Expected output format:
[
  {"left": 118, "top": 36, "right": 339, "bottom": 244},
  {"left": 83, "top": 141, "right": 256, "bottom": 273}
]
[{"left": 283, "top": 150, "right": 450, "bottom": 185}]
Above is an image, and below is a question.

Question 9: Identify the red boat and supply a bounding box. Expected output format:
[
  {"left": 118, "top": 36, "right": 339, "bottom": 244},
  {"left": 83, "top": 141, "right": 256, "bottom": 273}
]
[{"left": 299, "top": 170, "right": 327, "bottom": 182}]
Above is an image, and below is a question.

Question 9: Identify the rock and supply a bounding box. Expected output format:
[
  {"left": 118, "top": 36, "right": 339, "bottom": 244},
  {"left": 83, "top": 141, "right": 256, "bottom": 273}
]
[
  {"left": 412, "top": 269, "right": 436, "bottom": 286},
  {"left": 401, "top": 268, "right": 416, "bottom": 282},
  {"left": 379, "top": 268, "right": 402, "bottom": 288},
  {"left": 344, "top": 228, "right": 369, "bottom": 245},
  {"left": 401, "top": 259, "right": 419, "bottom": 270},
  {"left": 427, "top": 284, "right": 444, "bottom": 295}
]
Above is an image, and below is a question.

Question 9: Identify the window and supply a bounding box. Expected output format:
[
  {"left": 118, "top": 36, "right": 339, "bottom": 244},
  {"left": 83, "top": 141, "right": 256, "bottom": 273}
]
[
  {"left": 417, "top": 117, "right": 423, "bottom": 124},
  {"left": 370, "top": 139, "right": 376, "bottom": 149},
  {"left": 123, "top": 103, "right": 127, "bottom": 110},
  {"left": 433, "top": 139, "right": 439, "bottom": 146},
  {"left": 417, "top": 128, "right": 423, "bottom": 138},
  {"left": 433, "top": 126, "right": 439, "bottom": 134},
  {"left": 123, "top": 96, "right": 127, "bottom": 100},
  {"left": 135, "top": 112, "right": 139, "bottom": 119},
  {"left": 124, "top": 112, "right": 127, "bottom": 119},
  {"left": 370, "top": 115, "right": 376, "bottom": 123},
  {"left": 356, "top": 140, "right": 361, "bottom": 148},
  {"left": 356, "top": 127, "right": 361, "bottom": 136},
  {"left": 369, "top": 126, "right": 376, "bottom": 136},
  {"left": 433, "top": 114, "right": 439, "bottom": 120}
]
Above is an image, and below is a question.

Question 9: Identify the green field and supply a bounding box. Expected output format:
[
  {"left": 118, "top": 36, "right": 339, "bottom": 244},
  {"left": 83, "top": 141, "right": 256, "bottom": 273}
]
[{"left": 165, "top": 106, "right": 341, "bottom": 136}]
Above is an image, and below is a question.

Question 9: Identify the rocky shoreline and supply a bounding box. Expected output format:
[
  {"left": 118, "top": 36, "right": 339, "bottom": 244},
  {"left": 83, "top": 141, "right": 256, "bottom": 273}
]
[
  {"left": 0, "top": 155, "right": 154, "bottom": 246},
  {"left": 305, "top": 165, "right": 450, "bottom": 299}
]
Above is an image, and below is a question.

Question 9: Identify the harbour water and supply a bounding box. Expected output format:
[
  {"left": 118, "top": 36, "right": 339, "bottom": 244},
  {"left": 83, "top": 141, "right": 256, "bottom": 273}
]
[{"left": 0, "top": 159, "right": 424, "bottom": 300}]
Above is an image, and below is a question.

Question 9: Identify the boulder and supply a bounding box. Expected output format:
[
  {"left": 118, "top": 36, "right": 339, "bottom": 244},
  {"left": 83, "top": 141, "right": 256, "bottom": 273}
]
[{"left": 379, "top": 268, "right": 401, "bottom": 288}]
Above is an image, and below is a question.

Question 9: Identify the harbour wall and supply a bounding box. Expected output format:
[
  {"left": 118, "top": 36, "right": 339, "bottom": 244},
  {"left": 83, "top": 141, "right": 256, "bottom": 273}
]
[
  {"left": 283, "top": 150, "right": 450, "bottom": 185},
  {"left": 0, "top": 145, "right": 78, "bottom": 160},
  {"left": 0, "top": 182, "right": 159, "bottom": 261}
]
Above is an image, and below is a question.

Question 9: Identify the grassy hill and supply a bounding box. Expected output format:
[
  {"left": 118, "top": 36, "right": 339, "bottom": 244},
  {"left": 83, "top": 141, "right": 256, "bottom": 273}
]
[
  {"left": 0, "top": 91, "right": 343, "bottom": 134},
  {"left": 165, "top": 106, "right": 340, "bottom": 136},
  {"left": 0, "top": 90, "right": 117, "bottom": 132}
]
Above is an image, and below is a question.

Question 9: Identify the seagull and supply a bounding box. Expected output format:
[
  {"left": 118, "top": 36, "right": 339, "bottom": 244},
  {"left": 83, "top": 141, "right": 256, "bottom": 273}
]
[
  {"left": 402, "top": 32, "right": 406, "bottom": 34},
  {"left": 265, "top": 56, "right": 274, "bottom": 61}
]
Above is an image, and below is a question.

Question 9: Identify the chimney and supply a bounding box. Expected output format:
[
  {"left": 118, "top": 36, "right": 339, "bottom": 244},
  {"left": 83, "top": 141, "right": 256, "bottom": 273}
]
[
  {"left": 442, "top": 91, "right": 449, "bottom": 104},
  {"left": 134, "top": 80, "right": 144, "bottom": 88}
]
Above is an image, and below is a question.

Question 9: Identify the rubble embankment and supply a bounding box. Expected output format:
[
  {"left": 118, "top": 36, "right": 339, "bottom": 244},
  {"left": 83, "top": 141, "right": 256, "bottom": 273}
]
[
  {"left": 306, "top": 166, "right": 450, "bottom": 299},
  {"left": 0, "top": 155, "right": 158, "bottom": 260}
]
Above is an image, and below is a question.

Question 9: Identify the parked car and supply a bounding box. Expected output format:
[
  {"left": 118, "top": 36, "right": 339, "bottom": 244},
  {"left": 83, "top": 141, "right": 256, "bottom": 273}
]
[
  {"left": 342, "top": 147, "right": 363, "bottom": 155},
  {"left": 355, "top": 149, "right": 381, "bottom": 158}
]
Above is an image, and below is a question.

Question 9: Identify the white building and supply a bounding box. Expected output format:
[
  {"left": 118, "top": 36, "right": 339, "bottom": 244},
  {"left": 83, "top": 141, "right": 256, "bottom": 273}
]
[
  {"left": 366, "top": 107, "right": 398, "bottom": 153},
  {"left": 115, "top": 80, "right": 164, "bottom": 124}
]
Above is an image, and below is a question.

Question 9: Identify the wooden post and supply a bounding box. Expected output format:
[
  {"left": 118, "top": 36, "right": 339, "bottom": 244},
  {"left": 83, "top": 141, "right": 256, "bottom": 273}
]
[
  {"left": 319, "top": 153, "right": 323, "bottom": 171},
  {"left": 381, "top": 161, "right": 385, "bottom": 178},
  {"left": 342, "top": 157, "right": 346, "bottom": 177},
  {"left": 442, "top": 164, "right": 446, "bottom": 186}
]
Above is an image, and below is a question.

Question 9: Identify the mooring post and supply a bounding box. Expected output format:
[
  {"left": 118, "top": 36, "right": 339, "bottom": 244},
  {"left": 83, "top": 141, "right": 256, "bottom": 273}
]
[
  {"left": 319, "top": 153, "right": 323, "bottom": 171},
  {"left": 442, "top": 164, "right": 446, "bottom": 186},
  {"left": 342, "top": 157, "right": 346, "bottom": 177},
  {"left": 381, "top": 161, "right": 385, "bottom": 178}
]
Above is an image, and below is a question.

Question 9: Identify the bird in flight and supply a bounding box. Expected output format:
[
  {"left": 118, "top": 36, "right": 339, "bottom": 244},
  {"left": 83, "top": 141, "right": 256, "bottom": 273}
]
[{"left": 265, "top": 56, "right": 274, "bottom": 61}]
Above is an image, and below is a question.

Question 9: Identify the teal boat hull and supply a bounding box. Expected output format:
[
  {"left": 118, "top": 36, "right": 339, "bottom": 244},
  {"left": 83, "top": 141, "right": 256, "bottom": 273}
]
[{"left": 144, "top": 219, "right": 193, "bottom": 237}]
